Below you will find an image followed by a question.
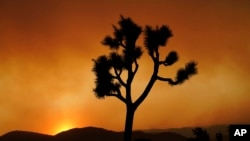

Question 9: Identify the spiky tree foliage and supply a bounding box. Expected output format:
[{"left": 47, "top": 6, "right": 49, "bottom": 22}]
[
  {"left": 92, "top": 16, "right": 198, "bottom": 141},
  {"left": 186, "top": 127, "right": 211, "bottom": 141},
  {"left": 192, "top": 127, "right": 210, "bottom": 141}
]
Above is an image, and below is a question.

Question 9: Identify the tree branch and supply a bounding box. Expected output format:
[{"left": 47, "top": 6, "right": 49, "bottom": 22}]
[
  {"left": 114, "top": 67, "right": 127, "bottom": 87},
  {"left": 134, "top": 74, "right": 157, "bottom": 109},
  {"left": 116, "top": 88, "right": 127, "bottom": 104},
  {"left": 119, "top": 41, "right": 126, "bottom": 48},
  {"left": 157, "top": 76, "right": 178, "bottom": 85},
  {"left": 106, "top": 89, "right": 126, "bottom": 104},
  {"left": 159, "top": 60, "right": 165, "bottom": 65},
  {"left": 132, "top": 59, "right": 139, "bottom": 77},
  {"left": 155, "top": 49, "right": 160, "bottom": 62},
  {"left": 134, "top": 49, "right": 160, "bottom": 109}
]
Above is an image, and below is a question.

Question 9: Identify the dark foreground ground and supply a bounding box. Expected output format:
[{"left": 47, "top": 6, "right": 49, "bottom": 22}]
[{"left": 0, "top": 126, "right": 229, "bottom": 141}]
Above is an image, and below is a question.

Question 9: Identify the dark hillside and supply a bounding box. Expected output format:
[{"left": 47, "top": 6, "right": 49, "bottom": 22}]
[
  {"left": 0, "top": 130, "right": 52, "bottom": 141},
  {"left": 0, "top": 126, "right": 188, "bottom": 141}
]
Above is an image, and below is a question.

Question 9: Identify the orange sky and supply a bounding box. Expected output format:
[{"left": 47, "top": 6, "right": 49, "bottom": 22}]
[{"left": 0, "top": 0, "right": 250, "bottom": 135}]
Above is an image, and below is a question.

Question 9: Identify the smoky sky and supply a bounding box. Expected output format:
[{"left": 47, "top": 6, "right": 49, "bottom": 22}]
[{"left": 0, "top": 0, "right": 250, "bottom": 135}]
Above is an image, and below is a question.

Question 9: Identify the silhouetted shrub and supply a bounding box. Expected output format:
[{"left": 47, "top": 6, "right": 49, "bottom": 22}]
[{"left": 186, "top": 127, "right": 210, "bottom": 141}]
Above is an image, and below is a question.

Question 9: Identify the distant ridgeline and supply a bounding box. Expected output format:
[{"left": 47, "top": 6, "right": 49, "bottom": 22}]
[{"left": 0, "top": 125, "right": 234, "bottom": 141}]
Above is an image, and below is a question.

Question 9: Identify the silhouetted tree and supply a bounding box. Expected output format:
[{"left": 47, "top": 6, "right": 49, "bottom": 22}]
[
  {"left": 193, "top": 127, "right": 210, "bottom": 141},
  {"left": 186, "top": 127, "right": 210, "bottom": 141},
  {"left": 92, "top": 15, "right": 198, "bottom": 141}
]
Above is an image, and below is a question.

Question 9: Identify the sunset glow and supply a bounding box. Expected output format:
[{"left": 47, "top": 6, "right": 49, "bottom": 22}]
[
  {"left": 0, "top": 0, "right": 250, "bottom": 136},
  {"left": 53, "top": 122, "right": 74, "bottom": 134}
]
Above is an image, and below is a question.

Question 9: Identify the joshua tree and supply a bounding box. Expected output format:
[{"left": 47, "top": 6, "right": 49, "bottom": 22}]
[{"left": 92, "top": 16, "right": 197, "bottom": 141}]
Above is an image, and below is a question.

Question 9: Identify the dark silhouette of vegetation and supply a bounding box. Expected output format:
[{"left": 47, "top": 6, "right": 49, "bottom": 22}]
[
  {"left": 92, "top": 15, "right": 198, "bottom": 141},
  {"left": 193, "top": 127, "right": 210, "bottom": 141},
  {"left": 186, "top": 127, "right": 226, "bottom": 141},
  {"left": 186, "top": 127, "right": 210, "bottom": 141}
]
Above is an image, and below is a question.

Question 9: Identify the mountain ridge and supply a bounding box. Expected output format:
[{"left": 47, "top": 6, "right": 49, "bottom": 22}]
[
  {"left": 0, "top": 125, "right": 229, "bottom": 141},
  {"left": 139, "top": 124, "right": 229, "bottom": 137},
  {"left": 0, "top": 126, "right": 186, "bottom": 141}
]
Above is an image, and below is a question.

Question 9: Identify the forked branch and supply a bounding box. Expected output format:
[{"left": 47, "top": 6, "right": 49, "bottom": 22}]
[
  {"left": 114, "top": 67, "right": 127, "bottom": 87},
  {"left": 106, "top": 88, "right": 126, "bottom": 103}
]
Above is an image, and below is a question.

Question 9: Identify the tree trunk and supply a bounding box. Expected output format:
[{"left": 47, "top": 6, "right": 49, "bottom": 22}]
[{"left": 123, "top": 105, "right": 135, "bottom": 141}]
